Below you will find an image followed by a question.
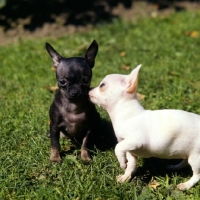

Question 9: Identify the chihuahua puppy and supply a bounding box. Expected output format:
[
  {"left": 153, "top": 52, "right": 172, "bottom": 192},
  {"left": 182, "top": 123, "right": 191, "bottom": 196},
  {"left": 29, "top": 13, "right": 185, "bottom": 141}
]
[
  {"left": 89, "top": 65, "right": 200, "bottom": 190},
  {"left": 46, "top": 40, "right": 100, "bottom": 163}
]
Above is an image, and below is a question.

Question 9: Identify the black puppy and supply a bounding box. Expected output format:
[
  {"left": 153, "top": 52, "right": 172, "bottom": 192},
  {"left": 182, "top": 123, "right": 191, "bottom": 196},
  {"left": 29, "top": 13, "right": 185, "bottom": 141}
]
[{"left": 45, "top": 40, "right": 100, "bottom": 163}]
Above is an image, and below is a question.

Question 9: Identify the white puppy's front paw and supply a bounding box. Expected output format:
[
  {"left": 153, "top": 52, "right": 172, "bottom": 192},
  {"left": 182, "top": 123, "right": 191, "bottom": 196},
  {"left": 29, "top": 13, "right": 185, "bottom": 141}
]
[
  {"left": 177, "top": 182, "right": 190, "bottom": 190},
  {"left": 120, "top": 163, "right": 127, "bottom": 170},
  {"left": 116, "top": 174, "right": 131, "bottom": 183}
]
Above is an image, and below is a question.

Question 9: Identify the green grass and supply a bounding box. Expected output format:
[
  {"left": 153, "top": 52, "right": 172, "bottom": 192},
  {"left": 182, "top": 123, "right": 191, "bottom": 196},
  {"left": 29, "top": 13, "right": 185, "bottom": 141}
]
[{"left": 1, "top": 10, "right": 200, "bottom": 199}]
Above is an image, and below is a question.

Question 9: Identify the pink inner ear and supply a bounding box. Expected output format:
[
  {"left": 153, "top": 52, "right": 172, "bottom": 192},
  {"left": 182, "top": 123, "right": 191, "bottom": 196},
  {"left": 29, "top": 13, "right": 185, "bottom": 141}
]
[
  {"left": 126, "top": 77, "right": 138, "bottom": 94},
  {"left": 125, "top": 64, "right": 141, "bottom": 94}
]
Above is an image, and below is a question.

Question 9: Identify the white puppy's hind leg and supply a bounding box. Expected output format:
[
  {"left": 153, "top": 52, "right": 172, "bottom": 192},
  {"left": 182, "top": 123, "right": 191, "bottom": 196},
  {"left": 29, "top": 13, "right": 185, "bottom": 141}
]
[
  {"left": 177, "top": 174, "right": 200, "bottom": 190},
  {"left": 177, "top": 156, "right": 200, "bottom": 190}
]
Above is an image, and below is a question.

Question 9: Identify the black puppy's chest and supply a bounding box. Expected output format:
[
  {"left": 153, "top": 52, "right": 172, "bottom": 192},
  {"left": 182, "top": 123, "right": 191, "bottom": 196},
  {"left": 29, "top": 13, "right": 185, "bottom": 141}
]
[
  {"left": 58, "top": 103, "right": 91, "bottom": 137},
  {"left": 61, "top": 109, "right": 88, "bottom": 135}
]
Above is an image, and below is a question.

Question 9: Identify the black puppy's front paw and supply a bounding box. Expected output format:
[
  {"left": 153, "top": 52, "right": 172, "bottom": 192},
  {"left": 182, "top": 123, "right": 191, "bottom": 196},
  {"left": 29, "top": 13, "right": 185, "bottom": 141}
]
[
  {"left": 80, "top": 148, "right": 92, "bottom": 162},
  {"left": 50, "top": 148, "right": 62, "bottom": 163}
]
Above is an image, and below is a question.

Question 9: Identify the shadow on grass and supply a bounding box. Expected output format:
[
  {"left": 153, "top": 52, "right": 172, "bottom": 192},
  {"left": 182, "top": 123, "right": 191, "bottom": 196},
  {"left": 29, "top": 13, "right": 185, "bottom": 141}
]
[
  {"left": 93, "top": 118, "right": 117, "bottom": 151},
  {"left": 135, "top": 157, "right": 192, "bottom": 185}
]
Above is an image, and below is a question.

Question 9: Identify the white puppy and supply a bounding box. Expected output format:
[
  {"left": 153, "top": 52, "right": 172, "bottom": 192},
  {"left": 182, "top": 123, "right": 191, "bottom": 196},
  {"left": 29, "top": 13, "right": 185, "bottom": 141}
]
[{"left": 89, "top": 65, "right": 200, "bottom": 190}]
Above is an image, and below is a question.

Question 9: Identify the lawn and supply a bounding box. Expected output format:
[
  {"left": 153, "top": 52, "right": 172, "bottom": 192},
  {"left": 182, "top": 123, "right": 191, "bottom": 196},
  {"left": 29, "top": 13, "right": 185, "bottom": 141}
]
[{"left": 1, "top": 9, "right": 200, "bottom": 199}]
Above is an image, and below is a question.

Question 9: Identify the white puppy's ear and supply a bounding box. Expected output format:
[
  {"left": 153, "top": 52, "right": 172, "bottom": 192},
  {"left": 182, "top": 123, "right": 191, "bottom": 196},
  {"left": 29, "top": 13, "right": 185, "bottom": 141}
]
[{"left": 126, "top": 64, "right": 142, "bottom": 94}]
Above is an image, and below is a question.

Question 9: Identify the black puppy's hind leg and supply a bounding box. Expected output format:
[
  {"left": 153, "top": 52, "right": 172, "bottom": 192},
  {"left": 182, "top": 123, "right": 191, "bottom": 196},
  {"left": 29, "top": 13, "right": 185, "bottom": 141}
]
[{"left": 81, "top": 131, "right": 93, "bottom": 161}]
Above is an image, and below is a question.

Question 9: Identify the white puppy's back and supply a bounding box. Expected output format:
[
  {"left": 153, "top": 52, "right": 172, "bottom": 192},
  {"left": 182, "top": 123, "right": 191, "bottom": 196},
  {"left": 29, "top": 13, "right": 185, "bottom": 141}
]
[{"left": 115, "top": 109, "right": 200, "bottom": 159}]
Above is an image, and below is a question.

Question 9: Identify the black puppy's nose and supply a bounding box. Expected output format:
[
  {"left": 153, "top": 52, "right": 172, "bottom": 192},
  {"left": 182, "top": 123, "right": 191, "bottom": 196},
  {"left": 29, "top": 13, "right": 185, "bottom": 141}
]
[
  {"left": 70, "top": 91, "right": 77, "bottom": 97},
  {"left": 70, "top": 89, "right": 80, "bottom": 97}
]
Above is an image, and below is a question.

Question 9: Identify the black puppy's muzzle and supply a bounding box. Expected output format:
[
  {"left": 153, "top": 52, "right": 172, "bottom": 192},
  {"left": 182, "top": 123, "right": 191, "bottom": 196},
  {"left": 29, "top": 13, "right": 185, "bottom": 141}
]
[
  {"left": 63, "top": 85, "right": 90, "bottom": 101},
  {"left": 69, "top": 88, "right": 81, "bottom": 99}
]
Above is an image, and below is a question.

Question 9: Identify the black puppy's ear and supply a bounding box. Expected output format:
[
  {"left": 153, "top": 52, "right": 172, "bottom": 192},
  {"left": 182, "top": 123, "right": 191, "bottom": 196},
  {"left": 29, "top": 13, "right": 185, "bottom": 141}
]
[
  {"left": 45, "top": 42, "right": 63, "bottom": 68},
  {"left": 83, "top": 40, "right": 98, "bottom": 68}
]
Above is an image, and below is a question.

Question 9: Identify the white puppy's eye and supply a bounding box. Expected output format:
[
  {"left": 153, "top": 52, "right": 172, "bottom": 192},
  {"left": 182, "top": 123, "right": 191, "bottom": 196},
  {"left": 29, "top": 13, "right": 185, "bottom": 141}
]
[{"left": 100, "top": 83, "right": 105, "bottom": 88}]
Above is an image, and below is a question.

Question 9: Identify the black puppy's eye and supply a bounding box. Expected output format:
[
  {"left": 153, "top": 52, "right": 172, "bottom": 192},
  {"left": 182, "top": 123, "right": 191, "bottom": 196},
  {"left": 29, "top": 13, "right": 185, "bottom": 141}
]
[
  {"left": 100, "top": 83, "right": 105, "bottom": 88},
  {"left": 59, "top": 79, "right": 67, "bottom": 86}
]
